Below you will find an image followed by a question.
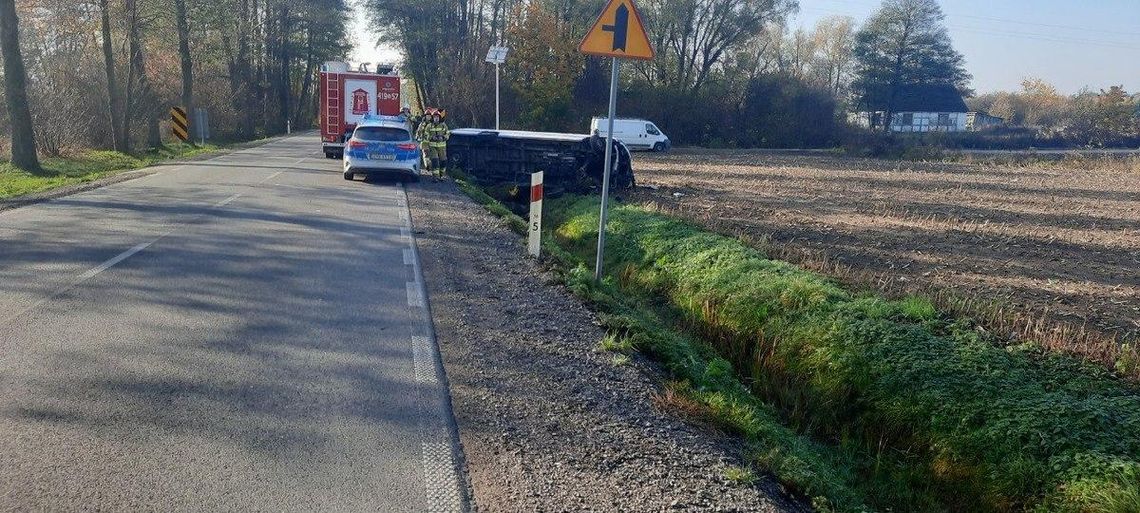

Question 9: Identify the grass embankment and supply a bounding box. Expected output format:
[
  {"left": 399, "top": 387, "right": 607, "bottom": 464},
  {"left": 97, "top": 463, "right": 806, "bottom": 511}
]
[
  {"left": 0, "top": 145, "right": 220, "bottom": 200},
  {"left": 451, "top": 174, "right": 1140, "bottom": 512},
  {"left": 548, "top": 196, "right": 1140, "bottom": 512},
  {"left": 453, "top": 175, "right": 866, "bottom": 510}
]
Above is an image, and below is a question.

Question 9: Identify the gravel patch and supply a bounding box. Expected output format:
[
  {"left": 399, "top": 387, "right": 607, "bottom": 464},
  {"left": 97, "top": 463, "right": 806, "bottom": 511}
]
[{"left": 406, "top": 180, "right": 807, "bottom": 513}]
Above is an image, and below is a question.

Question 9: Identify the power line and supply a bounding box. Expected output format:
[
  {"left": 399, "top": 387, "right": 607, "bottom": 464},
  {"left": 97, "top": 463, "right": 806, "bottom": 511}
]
[
  {"left": 952, "top": 13, "right": 1140, "bottom": 38},
  {"left": 802, "top": 0, "right": 1140, "bottom": 37},
  {"left": 798, "top": 5, "right": 1139, "bottom": 51},
  {"left": 946, "top": 24, "right": 1140, "bottom": 51}
]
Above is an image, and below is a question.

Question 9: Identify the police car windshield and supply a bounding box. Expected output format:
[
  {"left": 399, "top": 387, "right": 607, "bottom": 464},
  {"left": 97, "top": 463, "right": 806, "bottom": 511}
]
[{"left": 354, "top": 126, "right": 410, "bottom": 142}]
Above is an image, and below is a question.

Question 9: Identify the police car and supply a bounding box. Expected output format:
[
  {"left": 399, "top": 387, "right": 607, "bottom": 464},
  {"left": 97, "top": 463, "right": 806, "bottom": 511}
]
[{"left": 343, "top": 114, "right": 421, "bottom": 181}]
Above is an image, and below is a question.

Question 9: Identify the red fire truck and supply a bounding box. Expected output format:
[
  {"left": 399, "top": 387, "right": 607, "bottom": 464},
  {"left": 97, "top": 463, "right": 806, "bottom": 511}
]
[{"left": 319, "top": 61, "right": 402, "bottom": 159}]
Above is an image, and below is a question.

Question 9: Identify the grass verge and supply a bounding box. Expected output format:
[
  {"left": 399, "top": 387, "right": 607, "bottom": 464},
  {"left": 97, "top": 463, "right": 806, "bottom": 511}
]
[
  {"left": 449, "top": 174, "right": 1140, "bottom": 512},
  {"left": 0, "top": 145, "right": 223, "bottom": 200}
]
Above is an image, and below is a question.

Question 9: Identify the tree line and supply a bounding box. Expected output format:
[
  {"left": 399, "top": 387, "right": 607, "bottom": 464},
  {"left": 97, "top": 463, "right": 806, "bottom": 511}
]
[
  {"left": 1, "top": 0, "right": 352, "bottom": 171},
  {"left": 969, "top": 80, "right": 1140, "bottom": 148},
  {"left": 368, "top": 0, "right": 1139, "bottom": 149},
  {"left": 364, "top": 0, "right": 966, "bottom": 147}
]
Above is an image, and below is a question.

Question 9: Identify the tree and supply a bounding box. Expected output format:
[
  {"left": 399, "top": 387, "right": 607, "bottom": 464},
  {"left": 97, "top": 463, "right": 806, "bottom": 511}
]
[
  {"left": 1018, "top": 77, "right": 1067, "bottom": 130},
  {"left": 811, "top": 15, "right": 855, "bottom": 99},
  {"left": 642, "top": 0, "right": 796, "bottom": 94},
  {"left": 852, "top": 0, "right": 970, "bottom": 131},
  {"left": 1068, "top": 86, "right": 1137, "bottom": 147},
  {"left": 505, "top": 2, "right": 583, "bottom": 131},
  {"left": 98, "top": 0, "right": 127, "bottom": 151},
  {"left": 175, "top": 0, "right": 194, "bottom": 138},
  {"left": 0, "top": 0, "right": 41, "bottom": 170}
]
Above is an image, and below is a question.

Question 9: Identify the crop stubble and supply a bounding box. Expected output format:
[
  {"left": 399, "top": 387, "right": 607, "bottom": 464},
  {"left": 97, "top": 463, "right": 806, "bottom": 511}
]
[{"left": 630, "top": 151, "right": 1140, "bottom": 372}]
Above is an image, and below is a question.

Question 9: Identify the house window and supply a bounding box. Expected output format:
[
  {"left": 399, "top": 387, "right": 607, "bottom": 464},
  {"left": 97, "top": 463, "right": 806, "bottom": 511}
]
[
  {"left": 901, "top": 113, "right": 914, "bottom": 125},
  {"left": 938, "top": 113, "right": 951, "bottom": 126}
]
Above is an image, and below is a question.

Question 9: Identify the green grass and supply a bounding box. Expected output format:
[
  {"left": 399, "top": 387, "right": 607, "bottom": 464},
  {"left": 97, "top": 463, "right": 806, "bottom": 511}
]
[
  {"left": 547, "top": 195, "right": 1140, "bottom": 513},
  {"left": 450, "top": 177, "right": 1140, "bottom": 512},
  {"left": 724, "top": 465, "right": 758, "bottom": 485},
  {"left": 451, "top": 179, "right": 870, "bottom": 510},
  {"left": 0, "top": 145, "right": 222, "bottom": 200}
]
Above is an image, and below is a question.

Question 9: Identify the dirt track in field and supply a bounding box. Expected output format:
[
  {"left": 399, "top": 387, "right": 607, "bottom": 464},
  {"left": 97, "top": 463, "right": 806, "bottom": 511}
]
[{"left": 628, "top": 150, "right": 1140, "bottom": 358}]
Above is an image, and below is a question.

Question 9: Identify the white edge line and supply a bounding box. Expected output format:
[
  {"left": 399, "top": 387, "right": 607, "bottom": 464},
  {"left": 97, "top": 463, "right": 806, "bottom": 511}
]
[
  {"left": 2, "top": 230, "right": 172, "bottom": 325},
  {"left": 214, "top": 193, "right": 242, "bottom": 207},
  {"left": 78, "top": 241, "right": 153, "bottom": 280}
]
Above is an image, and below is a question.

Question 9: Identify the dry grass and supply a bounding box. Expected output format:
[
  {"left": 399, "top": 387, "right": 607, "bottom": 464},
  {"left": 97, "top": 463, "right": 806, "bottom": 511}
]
[
  {"left": 687, "top": 209, "right": 1140, "bottom": 380},
  {"left": 633, "top": 151, "right": 1140, "bottom": 380}
]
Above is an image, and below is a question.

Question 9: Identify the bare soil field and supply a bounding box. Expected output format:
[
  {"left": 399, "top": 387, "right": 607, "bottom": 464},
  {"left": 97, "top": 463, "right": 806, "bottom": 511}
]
[{"left": 628, "top": 150, "right": 1140, "bottom": 372}]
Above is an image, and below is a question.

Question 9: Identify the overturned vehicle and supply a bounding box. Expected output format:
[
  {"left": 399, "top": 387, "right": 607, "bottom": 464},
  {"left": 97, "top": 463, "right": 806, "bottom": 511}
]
[{"left": 447, "top": 129, "right": 635, "bottom": 203}]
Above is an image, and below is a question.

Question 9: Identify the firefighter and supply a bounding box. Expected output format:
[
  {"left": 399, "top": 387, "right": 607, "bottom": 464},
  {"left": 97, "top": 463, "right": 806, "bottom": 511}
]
[{"left": 420, "top": 110, "right": 450, "bottom": 181}]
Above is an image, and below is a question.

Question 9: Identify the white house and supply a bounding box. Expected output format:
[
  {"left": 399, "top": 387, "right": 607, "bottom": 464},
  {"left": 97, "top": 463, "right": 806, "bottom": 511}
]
[{"left": 850, "top": 84, "right": 1001, "bottom": 133}]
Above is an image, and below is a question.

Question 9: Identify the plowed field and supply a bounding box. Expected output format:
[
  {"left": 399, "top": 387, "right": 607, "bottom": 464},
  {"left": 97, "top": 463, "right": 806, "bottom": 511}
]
[{"left": 629, "top": 150, "right": 1140, "bottom": 368}]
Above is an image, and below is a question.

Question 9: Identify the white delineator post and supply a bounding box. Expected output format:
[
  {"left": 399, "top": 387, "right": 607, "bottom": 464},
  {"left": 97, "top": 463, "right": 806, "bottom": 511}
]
[{"left": 529, "top": 171, "right": 544, "bottom": 257}]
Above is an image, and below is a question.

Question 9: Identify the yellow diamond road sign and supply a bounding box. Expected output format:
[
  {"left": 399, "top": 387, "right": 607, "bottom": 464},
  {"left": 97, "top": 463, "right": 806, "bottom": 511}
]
[{"left": 578, "top": 0, "right": 655, "bottom": 60}]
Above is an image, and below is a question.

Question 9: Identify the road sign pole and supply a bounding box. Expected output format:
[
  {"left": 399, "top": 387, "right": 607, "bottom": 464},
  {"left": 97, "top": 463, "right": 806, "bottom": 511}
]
[
  {"left": 495, "top": 62, "right": 501, "bottom": 130},
  {"left": 594, "top": 57, "right": 620, "bottom": 281}
]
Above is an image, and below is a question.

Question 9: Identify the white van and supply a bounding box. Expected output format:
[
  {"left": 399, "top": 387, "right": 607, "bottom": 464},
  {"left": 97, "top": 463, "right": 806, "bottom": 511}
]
[{"left": 590, "top": 117, "right": 671, "bottom": 152}]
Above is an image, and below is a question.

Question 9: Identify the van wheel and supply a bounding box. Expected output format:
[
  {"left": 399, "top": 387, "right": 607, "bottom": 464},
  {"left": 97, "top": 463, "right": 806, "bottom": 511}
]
[
  {"left": 653, "top": 142, "right": 666, "bottom": 152},
  {"left": 343, "top": 172, "right": 353, "bottom": 181}
]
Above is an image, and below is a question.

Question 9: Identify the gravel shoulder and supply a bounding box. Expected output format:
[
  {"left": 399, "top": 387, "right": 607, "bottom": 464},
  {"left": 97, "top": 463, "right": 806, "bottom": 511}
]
[{"left": 406, "top": 180, "right": 805, "bottom": 512}]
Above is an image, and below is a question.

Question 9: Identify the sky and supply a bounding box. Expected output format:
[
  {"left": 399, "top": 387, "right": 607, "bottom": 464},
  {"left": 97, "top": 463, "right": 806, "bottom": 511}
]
[
  {"left": 793, "top": 0, "right": 1140, "bottom": 94},
  {"left": 348, "top": 2, "right": 401, "bottom": 70},
  {"left": 350, "top": 0, "right": 1140, "bottom": 95}
]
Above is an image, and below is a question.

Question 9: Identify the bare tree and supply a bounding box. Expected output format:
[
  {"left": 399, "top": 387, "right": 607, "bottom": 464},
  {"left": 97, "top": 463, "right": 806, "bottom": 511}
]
[
  {"left": 175, "top": 0, "right": 194, "bottom": 138},
  {"left": 0, "top": 0, "right": 41, "bottom": 170},
  {"left": 98, "top": 0, "right": 127, "bottom": 151},
  {"left": 812, "top": 15, "right": 854, "bottom": 98},
  {"left": 644, "top": 0, "right": 796, "bottom": 93}
]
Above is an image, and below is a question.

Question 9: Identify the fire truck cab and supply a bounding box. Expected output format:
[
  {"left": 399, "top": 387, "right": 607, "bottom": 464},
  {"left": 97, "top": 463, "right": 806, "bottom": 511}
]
[{"left": 319, "top": 61, "right": 402, "bottom": 159}]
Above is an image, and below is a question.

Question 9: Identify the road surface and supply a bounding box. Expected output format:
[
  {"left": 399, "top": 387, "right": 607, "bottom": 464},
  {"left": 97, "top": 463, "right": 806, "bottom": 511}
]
[{"left": 0, "top": 135, "right": 465, "bottom": 512}]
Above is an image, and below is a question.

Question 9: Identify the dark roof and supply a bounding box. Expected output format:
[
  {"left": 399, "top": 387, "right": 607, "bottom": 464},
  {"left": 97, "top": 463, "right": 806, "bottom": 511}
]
[{"left": 865, "top": 84, "right": 968, "bottom": 113}]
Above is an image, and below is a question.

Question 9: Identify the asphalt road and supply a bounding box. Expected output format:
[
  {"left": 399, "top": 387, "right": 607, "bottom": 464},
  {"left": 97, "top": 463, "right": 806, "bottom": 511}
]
[{"left": 0, "top": 135, "right": 465, "bottom": 512}]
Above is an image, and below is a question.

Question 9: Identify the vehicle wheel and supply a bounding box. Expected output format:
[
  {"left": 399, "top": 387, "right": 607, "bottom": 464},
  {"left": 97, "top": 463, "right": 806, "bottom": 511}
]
[
  {"left": 653, "top": 142, "right": 666, "bottom": 152},
  {"left": 324, "top": 152, "right": 332, "bottom": 159},
  {"left": 343, "top": 172, "right": 353, "bottom": 181}
]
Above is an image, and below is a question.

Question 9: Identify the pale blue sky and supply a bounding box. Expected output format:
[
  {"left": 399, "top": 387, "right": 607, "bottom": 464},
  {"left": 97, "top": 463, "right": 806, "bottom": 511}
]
[
  {"left": 351, "top": 0, "right": 1140, "bottom": 95},
  {"left": 794, "top": 0, "right": 1140, "bottom": 94}
]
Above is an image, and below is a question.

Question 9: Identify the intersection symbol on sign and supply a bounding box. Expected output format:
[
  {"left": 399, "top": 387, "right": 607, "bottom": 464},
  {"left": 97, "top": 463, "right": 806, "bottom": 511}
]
[
  {"left": 579, "top": 0, "right": 654, "bottom": 60},
  {"left": 602, "top": 5, "right": 629, "bottom": 51}
]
